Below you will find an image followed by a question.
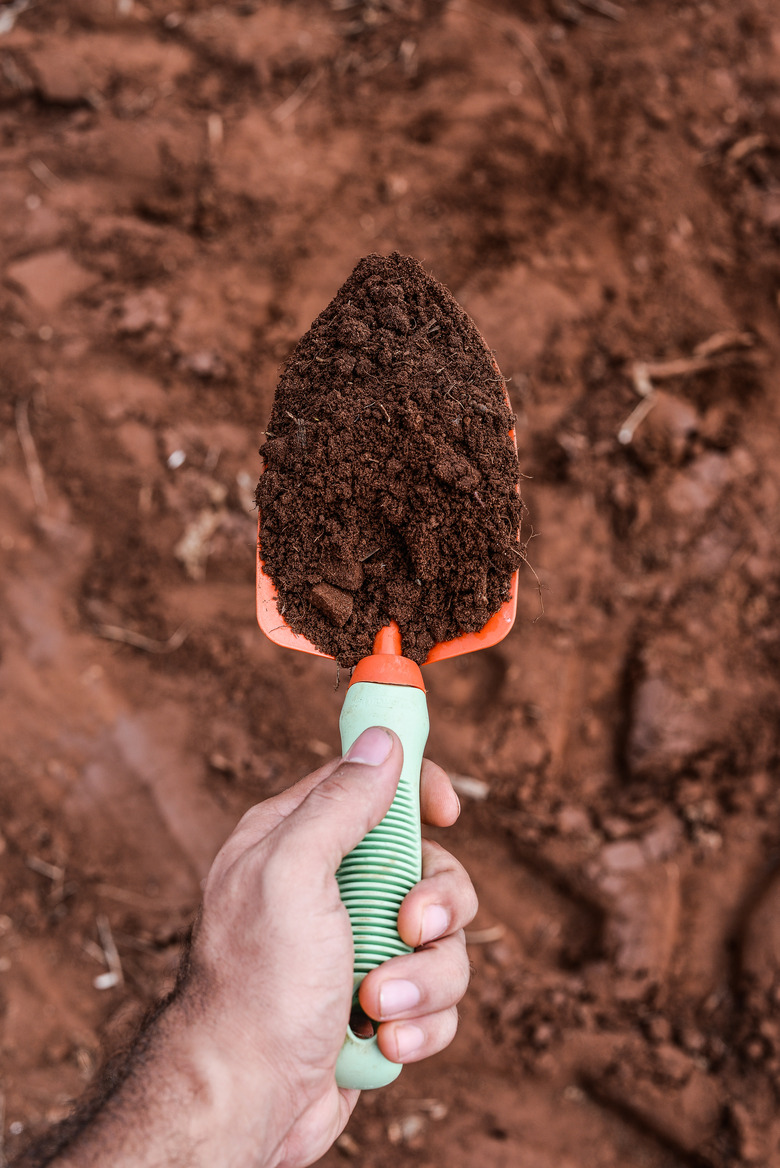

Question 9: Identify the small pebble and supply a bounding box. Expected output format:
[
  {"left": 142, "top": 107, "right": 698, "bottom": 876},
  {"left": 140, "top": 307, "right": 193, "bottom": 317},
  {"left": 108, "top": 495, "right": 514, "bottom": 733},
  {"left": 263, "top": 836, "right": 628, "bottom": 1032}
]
[
  {"left": 556, "top": 805, "right": 591, "bottom": 836},
  {"left": 600, "top": 839, "right": 646, "bottom": 872},
  {"left": 601, "top": 815, "right": 632, "bottom": 840},
  {"left": 646, "top": 1014, "right": 672, "bottom": 1043}
]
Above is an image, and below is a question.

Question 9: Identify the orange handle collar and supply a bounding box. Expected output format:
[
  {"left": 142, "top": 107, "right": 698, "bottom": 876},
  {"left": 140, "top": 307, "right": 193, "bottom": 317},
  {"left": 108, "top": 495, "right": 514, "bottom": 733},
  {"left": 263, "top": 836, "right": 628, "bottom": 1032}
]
[{"left": 349, "top": 623, "right": 426, "bottom": 691}]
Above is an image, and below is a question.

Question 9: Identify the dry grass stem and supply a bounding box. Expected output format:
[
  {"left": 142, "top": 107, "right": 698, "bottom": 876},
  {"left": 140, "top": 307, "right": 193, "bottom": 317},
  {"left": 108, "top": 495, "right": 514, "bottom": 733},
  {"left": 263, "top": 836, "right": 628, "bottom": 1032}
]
[
  {"left": 693, "top": 329, "right": 756, "bottom": 358},
  {"left": 618, "top": 393, "right": 659, "bottom": 445},
  {"left": 95, "top": 914, "right": 124, "bottom": 990},
  {"left": 27, "top": 156, "right": 60, "bottom": 189},
  {"left": 26, "top": 854, "right": 65, "bottom": 902},
  {"left": 82, "top": 939, "right": 108, "bottom": 965},
  {"left": 506, "top": 24, "right": 567, "bottom": 135},
  {"left": 638, "top": 353, "right": 748, "bottom": 382},
  {"left": 579, "top": 0, "right": 625, "bottom": 19},
  {"left": 465, "top": 924, "right": 506, "bottom": 944},
  {"left": 25, "top": 855, "right": 62, "bottom": 882},
  {"left": 272, "top": 68, "right": 323, "bottom": 123},
  {"left": 455, "top": 1, "right": 566, "bottom": 135},
  {"left": 510, "top": 544, "right": 545, "bottom": 615}
]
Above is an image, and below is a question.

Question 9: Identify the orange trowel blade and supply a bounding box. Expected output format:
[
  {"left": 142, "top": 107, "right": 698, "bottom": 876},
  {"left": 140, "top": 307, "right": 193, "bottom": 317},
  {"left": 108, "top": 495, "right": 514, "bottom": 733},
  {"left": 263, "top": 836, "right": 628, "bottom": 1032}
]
[
  {"left": 256, "top": 539, "right": 332, "bottom": 660},
  {"left": 255, "top": 533, "right": 518, "bottom": 666}
]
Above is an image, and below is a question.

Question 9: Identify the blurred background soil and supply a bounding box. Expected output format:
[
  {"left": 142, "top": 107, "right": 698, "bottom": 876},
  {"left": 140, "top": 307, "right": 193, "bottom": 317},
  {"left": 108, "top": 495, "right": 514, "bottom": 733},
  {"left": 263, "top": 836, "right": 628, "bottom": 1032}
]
[{"left": 1, "top": 0, "right": 780, "bottom": 1163}]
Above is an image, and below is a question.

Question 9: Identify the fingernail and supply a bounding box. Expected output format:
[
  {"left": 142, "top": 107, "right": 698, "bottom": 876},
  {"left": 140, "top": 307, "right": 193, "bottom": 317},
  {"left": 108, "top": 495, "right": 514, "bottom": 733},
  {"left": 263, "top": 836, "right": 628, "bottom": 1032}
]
[
  {"left": 395, "top": 1024, "right": 425, "bottom": 1059},
  {"left": 379, "top": 979, "right": 421, "bottom": 1017},
  {"left": 344, "top": 727, "right": 393, "bottom": 766},
  {"left": 421, "top": 904, "right": 449, "bottom": 945}
]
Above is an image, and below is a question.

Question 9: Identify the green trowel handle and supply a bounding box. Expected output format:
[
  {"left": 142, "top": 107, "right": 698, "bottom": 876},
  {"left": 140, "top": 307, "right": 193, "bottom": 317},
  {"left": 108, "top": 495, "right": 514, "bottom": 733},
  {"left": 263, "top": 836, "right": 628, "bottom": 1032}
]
[{"left": 335, "top": 680, "right": 430, "bottom": 1090}]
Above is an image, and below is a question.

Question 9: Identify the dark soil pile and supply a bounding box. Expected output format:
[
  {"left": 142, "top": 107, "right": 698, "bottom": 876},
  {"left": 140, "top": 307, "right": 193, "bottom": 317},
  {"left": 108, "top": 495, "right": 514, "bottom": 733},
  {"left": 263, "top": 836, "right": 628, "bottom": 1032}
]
[{"left": 256, "top": 253, "right": 521, "bottom": 667}]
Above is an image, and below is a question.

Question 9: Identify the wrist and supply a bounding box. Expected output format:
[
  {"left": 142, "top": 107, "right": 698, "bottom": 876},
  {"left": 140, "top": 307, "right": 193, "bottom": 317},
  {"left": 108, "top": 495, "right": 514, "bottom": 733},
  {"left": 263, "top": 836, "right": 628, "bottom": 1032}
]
[
  {"left": 55, "top": 997, "right": 287, "bottom": 1168},
  {"left": 148, "top": 997, "right": 289, "bottom": 1168}
]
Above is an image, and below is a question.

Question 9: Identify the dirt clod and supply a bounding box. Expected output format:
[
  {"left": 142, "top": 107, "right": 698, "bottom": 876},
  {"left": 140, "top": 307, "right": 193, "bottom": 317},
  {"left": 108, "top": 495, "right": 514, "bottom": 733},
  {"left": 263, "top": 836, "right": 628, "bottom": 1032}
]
[{"left": 311, "top": 582, "right": 354, "bottom": 628}]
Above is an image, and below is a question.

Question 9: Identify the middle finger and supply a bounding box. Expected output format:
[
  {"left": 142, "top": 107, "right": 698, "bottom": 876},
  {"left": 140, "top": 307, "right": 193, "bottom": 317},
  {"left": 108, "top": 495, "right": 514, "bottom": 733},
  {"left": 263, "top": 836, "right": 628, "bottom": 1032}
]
[{"left": 397, "top": 838, "right": 478, "bottom": 949}]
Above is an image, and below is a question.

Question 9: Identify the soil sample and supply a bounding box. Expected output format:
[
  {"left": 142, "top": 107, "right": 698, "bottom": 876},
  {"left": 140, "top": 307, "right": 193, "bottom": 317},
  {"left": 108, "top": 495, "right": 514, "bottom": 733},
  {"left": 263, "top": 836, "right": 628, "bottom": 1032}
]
[{"left": 256, "top": 252, "right": 521, "bottom": 668}]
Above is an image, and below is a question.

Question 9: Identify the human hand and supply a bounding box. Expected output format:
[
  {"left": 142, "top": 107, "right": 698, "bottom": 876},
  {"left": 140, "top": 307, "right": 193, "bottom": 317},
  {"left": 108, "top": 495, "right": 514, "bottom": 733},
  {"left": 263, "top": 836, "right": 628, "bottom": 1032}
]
[
  {"left": 168, "top": 727, "right": 477, "bottom": 1168},
  {"left": 44, "top": 728, "right": 476, "bottom": 1168}
]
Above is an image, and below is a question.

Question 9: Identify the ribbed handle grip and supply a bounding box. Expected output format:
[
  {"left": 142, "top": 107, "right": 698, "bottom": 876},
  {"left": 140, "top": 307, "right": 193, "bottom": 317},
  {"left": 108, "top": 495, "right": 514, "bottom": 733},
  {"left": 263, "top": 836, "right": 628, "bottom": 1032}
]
[{"left": 335, "top": 681, "right": 429, "bottom": 1089}]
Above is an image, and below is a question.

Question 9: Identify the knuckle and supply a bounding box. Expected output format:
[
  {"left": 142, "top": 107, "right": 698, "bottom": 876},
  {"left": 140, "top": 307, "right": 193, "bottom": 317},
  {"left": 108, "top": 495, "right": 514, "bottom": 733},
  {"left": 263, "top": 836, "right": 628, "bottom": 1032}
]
[
  {"left": 426, "top": 1006, "right": 459, "bottom": 1055},
  {"left": 310, "top": 772, "right": 353, "bottom": 806},
  {"left": 421, "top": 838, "right": 451, "bottom": 870},
  {"left": 437, "top": 933, "right": 470, "bottom": 1000},
  {"left": 254, "top": 837, "right": 288, "bottom": 883},
  {"left": 453, "top": 936, "right": 472, "bottom": 996},
  {"left": 237, "top": 837, "right": 286, "bottom": 904},
  {"left": 444, "top": 1002, "right": 459, "bottom": 1032},
  {"left": 443, "top": 1004, "right": 459, "bottom": 1043},
  {"left": 464, "top": 882, "right": 479, "bottom": 926},
  {"left": 414, "top": 935, "right": 470, "bottom": 1010}
]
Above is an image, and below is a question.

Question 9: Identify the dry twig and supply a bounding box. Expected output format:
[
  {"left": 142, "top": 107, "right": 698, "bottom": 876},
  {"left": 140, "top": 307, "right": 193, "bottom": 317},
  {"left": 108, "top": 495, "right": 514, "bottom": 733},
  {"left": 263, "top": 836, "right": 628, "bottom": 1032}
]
[
  {"left": 0, "top": 0, "right": 32, "bottom": 37},
  {"left": 26, "top": 855, "right": 65, "bottom": 902},
  {"left": 94, "top": 914, "right": 124, "bottom": 990},
  {"left": 727, "top": 133, "right": 768, "bottom": 163},
  {"left": 91, "top": 622, "right": 188, "bottom": 654},
  {"left": 450, "top": 773, "right": 490, "bottom": 801},
  {"left": 15, "top": 398, "right": 48, "bottom": 511},
  {"left": 619, "top": 332, "right": 760, "bottom": 445}
]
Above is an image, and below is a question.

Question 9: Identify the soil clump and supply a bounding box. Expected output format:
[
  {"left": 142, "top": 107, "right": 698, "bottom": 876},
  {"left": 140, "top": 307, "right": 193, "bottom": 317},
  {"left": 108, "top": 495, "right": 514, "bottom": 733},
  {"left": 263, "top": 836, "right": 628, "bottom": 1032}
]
[{"left": 256, "top": 252, "right": 521, "bottom": 667}]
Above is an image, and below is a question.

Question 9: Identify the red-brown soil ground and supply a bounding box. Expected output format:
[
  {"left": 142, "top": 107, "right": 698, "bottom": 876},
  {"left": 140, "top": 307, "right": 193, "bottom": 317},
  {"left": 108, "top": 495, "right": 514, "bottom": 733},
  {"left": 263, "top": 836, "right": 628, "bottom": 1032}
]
[{"left": 2, "top": 1, "right": 780, "bottom": 1164}]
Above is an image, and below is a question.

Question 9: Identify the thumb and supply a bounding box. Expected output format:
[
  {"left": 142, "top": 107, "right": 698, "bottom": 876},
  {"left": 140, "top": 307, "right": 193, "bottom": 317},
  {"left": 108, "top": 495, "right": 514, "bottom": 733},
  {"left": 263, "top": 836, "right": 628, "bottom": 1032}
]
[{"left": 273, "top": 727, "right": 402, "bottom": 872}]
